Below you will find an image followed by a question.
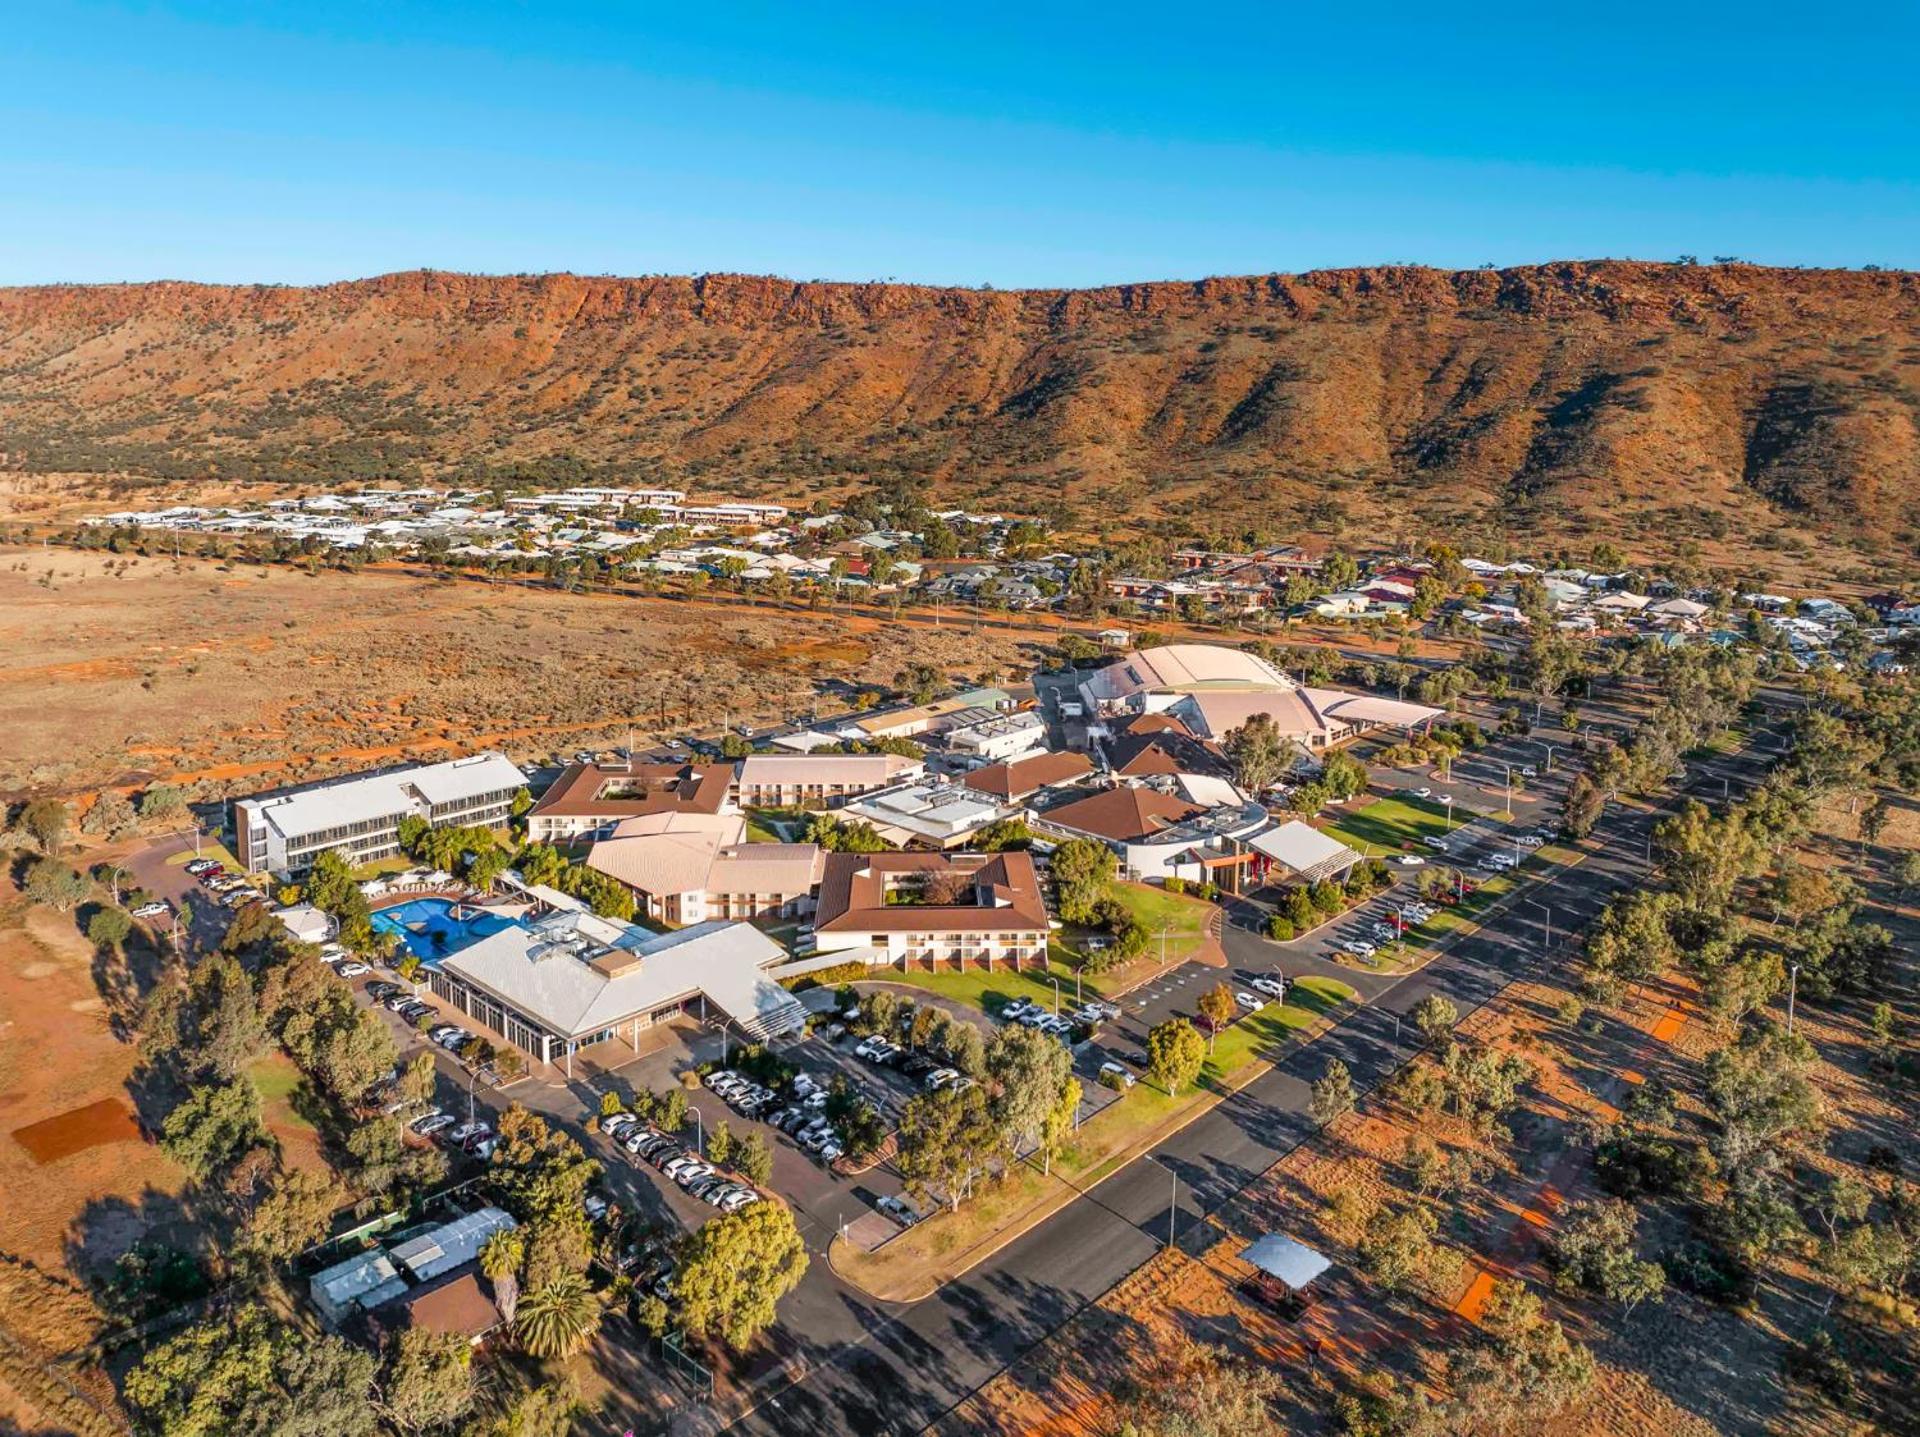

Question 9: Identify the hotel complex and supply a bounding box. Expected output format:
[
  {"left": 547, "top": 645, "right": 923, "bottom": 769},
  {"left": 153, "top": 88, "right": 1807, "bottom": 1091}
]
[{"left": 232, "top": 753, "right": 528, "bottom": 875}]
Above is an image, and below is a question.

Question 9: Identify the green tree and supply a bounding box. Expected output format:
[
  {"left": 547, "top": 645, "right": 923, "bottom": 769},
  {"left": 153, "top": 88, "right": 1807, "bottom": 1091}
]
[
  {"left": 707, "top": 1119, "right": 735, "bottom": 1170},
  {"left": 1411, "top": 993, "right": 1458, "bottom": 1050},
  {"left": 161, "top": 1079, "right": 265, "bottom": 1180},
  {"left": 245, "top": 1168, "right": 344, "bottom": 1261},
  {"left": 18, "top": 796, "right": 70, "bottom": 854},
  {"left": 24, "top": 858, "right": 89, "bottom": 911},
  {"left": 896, "top": 1083, "right": 1002, "bottom": 1210},
  {"left": 1310, "top": 1058, "right": 1355, "bottom": 1128},
  {"left": 139, "top": 784, "right": 189, "bottom": 825},
  {"left": 1447, "top": 1280, "right": 1596, "bottom": 1431},
  {"left": 1145, "top": 1017, "right": 1206, "bottom": 1095},
  {"left": 1197, "top": 983, "right": 1237, "bottom": 1050},
  {"left": 515, "top": 1272, "right": 601, "bottom": 1359},
  {"left": 1049, "top": 838, "right": 1117, "bottom": 924},
  {"left": 480, "top": 1228, "right": 526, "bottom": 1326},
  {"left": 1222, "top": 713, "right": 1290, "bottom": 794},
  {"left": 487, "top": 1106, "right": 602, "bottom": 1224},
  {"left": 732, "top": 1130, "right": 774, "bottom": 1186},
  {"left": 87, "top": 903, "right": 134, "bottom": 950},
  {"left": 985, "top": 1022, "right": 1073, "bottom": 1156},
  {"left": 1039, "top": 1077, "right": 1083, "bottom": 1176},
  {"left": 379, "top": 1328, "right": 476, "bottom": 1434},
  {"left": 125, "top": 1304, "right": 378, "bottom": 1437},
  {"left": 1549, "top": 1200, "right": 1666, "bottom": 1311},
  {"left": 674, "top": 1200, "right": 810, "bottom": 1350},
  {"left": 1360, "top": 1203, "right": 1441, "bottom": 1293}
]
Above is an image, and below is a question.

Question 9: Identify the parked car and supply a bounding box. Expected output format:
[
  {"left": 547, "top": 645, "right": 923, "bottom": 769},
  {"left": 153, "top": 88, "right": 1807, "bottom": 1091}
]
[
  {"left": 602, "top": 1113, "right": 637, "bottom": 1138},
  {"left": 924, "top": 1068, "right": 960, "bottom": 1090},
  {"left": 1395, "top": 854, "right": 1426, "bottom": 867},
  {"left": 875, "top": 1194, "right": 920, "bottom": 1227},
  {"left": 1001, "top": 998, "right": 1035, "bottom": 1020},
  {"left": 413, "top": 1113, "right": 456, "bottom": 1137},
  {"left": 1234, "top": 990, "right": 1262, "bottom": 1011},
  {"left": 1521, "top": 765, "right": 1538, "bottom": 778},
  {"left": 1250, "top": 975, "right": 1287, "bottom": 998},
  {"left": 703, "top": 1069, "right": 738, "bottom": 1090},
  {"left": 1097, "top": 1060, "right": 1135, "bottom": 1089},
  {"left": 448, "top": 1120, "right": 488, "bottom": 1144},
  {"left": 853, "top": 1037, "right": 890, "bottom": 1061},
  {"left": 718, "top": 1188, "right": 760, "bottom": 1213},
  {"left": 1346, "top": 940, "right": 1376, "bottom": 957},
  {"left": 338, "top": 962, "right": 371, "bottom": 978},
  {"left": 184, "top": 858, "right": 217, "bottom": 875},
  {"left": 130, "top": 901, "right": 170, "bottom": 919},
  {"left": 1411, "top": 786, "right": 1433, "bottom": 799}
]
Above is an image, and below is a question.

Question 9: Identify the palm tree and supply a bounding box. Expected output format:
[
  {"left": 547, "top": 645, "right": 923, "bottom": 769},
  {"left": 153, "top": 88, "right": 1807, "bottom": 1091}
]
[
  {"left": 516, "top": 1272, "right": 601, "bottom": 1359},
  {"left": 480, "top": 1229, "right": 525, "bottom": 1327}
]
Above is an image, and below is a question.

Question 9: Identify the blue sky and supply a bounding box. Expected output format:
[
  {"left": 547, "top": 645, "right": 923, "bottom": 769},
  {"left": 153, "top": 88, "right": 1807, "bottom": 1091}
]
[{"left": 3, "top": 2, "right": 1914, "bottom": 287}]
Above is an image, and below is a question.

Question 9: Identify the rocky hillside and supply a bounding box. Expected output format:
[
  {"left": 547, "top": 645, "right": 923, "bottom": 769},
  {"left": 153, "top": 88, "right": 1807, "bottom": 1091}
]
[{"left": 1, "top": 262, "right": 1916, "bottom": 560}]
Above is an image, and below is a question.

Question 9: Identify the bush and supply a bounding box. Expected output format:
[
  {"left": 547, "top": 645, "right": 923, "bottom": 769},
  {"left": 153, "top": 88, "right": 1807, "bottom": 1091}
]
[
  {"left": 783, "top": 960, "right": 869, "bottom": 993},
  {"left": 1267, "top": 915, "right": 1295, "bottom": 941}
]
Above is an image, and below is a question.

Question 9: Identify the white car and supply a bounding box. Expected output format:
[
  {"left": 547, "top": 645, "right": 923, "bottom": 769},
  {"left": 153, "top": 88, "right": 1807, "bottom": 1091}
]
[
  {"left": 1233, "top": 991, "right": 1263, "bottom": 1011},
  {"left": 853, "top": 1038, "right": 890, "bottom": 1060},
  {"left": 1521, "top": 765, "right": 1538, "bottom": 778},
  {"left": 1001, "top": 998, "right": 1035, "bottom": 1020},
  {"left": 1411, "top": 787, "right": 1433, "bottom": 799},
  {"left": 1097, "top": 1060, "right": 1135, "bottom": 1089},
  {"left": 130, "top": 901, "right": 170, "bottom": 919},
  {"left": 338, "top": 961, "right": 371, "bottom": 978},
  {"left": 1517, "top": 834, "right": 1546, "bottom": 848},
  {"left": 1489, "top": 853, "right": 1518, "bottom": 869},
  {"left": 602, "top": 1113, "right": 637, "bottom": 1137},
  {"left": 1345, "top": 940, "right": 1376, "bottom": 957},
  {"left": 1396, "top": 854, "right": 1426, "bottom": 867}
]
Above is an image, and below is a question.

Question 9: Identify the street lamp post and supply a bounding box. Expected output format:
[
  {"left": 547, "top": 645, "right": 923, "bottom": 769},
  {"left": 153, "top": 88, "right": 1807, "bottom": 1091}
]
[
  {"left": 1524, "top": 899, "right": 1552, "bottom": 955},
  {"left": 1787, "top": 962, "right": 1801, "bottom": 1036},
  {"left": 690, "top": 1106, "right": 705, "bottom": 1158},
  {"left": 1443, "top": 795, "right": 1455, "bottom": 832}
]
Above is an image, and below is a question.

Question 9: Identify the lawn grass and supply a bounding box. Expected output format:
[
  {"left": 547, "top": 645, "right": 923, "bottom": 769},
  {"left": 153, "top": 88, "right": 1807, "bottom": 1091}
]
[
  {"left": 1197, "top": 975, "right": 1353, "bottom": 1084},
  {"left": 350, "top": 854, "right": 417, "bottom": 880},
  {"left": 742, "top": 807, "right": 807, "bottom": 843},
  {"left": 1319, "top": 794, "right": 1457, "bottom": 855},
  {"left": 248, "top": 1053, "right": 330, "bottom": 1173},
  {"left": 1105, "top": 881, "right": 1210, "bottom": 942},
  {"left": 886, "top": 956, "right": 1111, "bottom": 1013}
]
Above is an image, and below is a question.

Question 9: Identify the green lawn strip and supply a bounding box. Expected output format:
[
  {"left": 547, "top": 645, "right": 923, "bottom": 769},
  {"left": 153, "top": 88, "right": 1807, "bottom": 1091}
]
[
  {"left": 1319, "top": 794, "right": 1457, "bottom": 855},
  {"left": 1196, "top": 975, "right": 1354, "bottom": 1087},
  {"left": 886, "top": 956, "right": 1112, "bottom": 1012},
  {"left": 1377, "top": 845, "right": 1577, "bottom": 957},
  {"left": 1106, "top": 881, "right": 1210, "bottom": 940},
  {"left": 834, "top": 978, "right": 1355, "bottom": 1294}
]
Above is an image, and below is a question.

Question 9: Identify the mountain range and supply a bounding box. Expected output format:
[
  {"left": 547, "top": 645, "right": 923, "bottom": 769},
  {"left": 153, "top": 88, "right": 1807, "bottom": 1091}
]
[{"left": 2, "top": 261, "right": 1916, "bottom": 567}]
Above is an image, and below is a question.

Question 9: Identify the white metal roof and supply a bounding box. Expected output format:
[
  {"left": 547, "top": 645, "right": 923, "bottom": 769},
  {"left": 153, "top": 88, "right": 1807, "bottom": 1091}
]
[{"left": 390, "top": 1207, "right": 517, "bottom": 1283}]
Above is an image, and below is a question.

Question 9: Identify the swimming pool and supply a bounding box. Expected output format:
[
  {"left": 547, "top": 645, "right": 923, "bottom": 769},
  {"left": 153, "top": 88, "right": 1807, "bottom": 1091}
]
[{"left": 371, "top": 899, "right": 514, "bottom": 963}]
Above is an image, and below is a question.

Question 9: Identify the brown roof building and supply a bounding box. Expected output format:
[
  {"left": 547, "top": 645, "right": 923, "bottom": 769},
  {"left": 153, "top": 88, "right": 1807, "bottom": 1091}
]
[
  {"left": 1033, "top": 786, "right": 1205, "bottom": 844},
  {"left": 810, "top": 851, "right": 1049, "bottom": 970},
  {"left": 367, "top": 1270, "right": 504, "bottom": 1347},
  {"left": 962, "top": 750, "right": 1094, "bottom": 802},
  {"left": 1104, "top": 730, "right": 1232, "bottom": 780},
  {"left": 526, "top": 761, "right": 732, "bottom": 842}
]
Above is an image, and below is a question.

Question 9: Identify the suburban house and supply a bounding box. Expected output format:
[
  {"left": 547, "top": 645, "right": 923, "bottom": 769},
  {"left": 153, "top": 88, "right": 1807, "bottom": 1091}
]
[
  {"left": 524, "top": 760, "right": 733, "bottom": 843},
  {"left": 961, "top": 750, "right": 1094, "bottom": 803},
  {"left": 731, "top": 752, "right": 923, "bottom": 809},
  {"left": 584, "top": 813, "right": 824, "bottom": 925},
  {"left": 233, "top": 752, "right": 528, "bottom": 875},
  {"left": 430, "top": 899, "right": 805, "bottom": 1074},
  {"left": 809, "top": 851, "right": 1050, "bottom": 971},
  {"left": 838, "top": 779, "right": 1021, "bottom": 849},
  {"left": 1076, "top": 643, "right": 1442, "bottom": 752},
  {"left": 1029, "top": 784, "right": 1271, "bottom": 887}
]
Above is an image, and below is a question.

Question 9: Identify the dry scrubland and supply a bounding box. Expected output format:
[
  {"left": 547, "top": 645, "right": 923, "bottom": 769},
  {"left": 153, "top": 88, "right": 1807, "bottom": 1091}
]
[
  {"left": 0, "top": 546, "right": 1040, "bottom": 798},
  {"left": 952, "top": 793, "right": 1918, "bottom": 1437}
]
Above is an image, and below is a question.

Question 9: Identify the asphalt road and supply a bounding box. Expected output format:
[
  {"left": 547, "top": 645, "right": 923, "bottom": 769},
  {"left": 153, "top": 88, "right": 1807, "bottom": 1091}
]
[{"left": 722, "top": 715, "right": 1789, "bottom": 1436}]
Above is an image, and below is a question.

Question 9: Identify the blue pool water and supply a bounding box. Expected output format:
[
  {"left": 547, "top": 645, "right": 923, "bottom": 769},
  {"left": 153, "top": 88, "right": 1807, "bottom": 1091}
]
[{"left": 372, "top": 899, "right": 514, "bottom": 964}]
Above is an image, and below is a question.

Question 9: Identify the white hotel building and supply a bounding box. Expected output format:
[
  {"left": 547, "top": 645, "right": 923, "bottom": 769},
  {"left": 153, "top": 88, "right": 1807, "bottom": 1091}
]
[{"left": 232, "top": 753, "right": 528, "bottom": 876}]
